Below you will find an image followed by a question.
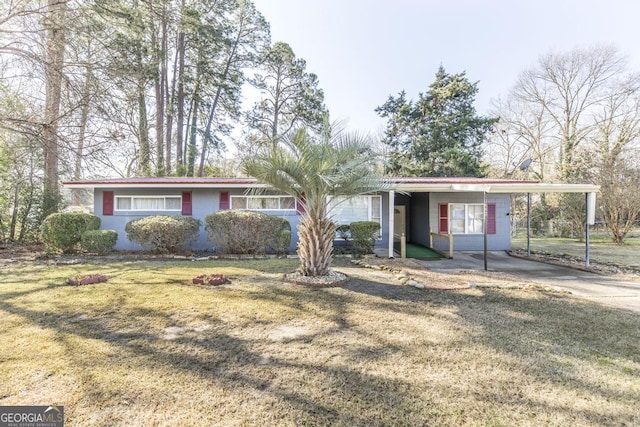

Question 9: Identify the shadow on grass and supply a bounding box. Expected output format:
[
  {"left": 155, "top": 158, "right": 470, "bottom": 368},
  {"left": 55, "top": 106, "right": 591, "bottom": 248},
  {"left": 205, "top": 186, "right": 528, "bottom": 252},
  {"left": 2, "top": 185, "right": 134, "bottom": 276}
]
[
  {"left": 0, "top": 261, "right": 639, "bottom": 425},
  {"left": 0, "top": 287, "right": 420, "bottom": 424}
]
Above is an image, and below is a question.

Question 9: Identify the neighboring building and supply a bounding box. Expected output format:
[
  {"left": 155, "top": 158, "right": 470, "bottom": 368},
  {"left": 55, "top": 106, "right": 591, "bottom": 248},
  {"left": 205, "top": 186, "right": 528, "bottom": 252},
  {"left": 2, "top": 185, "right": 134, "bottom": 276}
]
[{"left": 63, "top": 177, "right": 599, "bottom": 256}]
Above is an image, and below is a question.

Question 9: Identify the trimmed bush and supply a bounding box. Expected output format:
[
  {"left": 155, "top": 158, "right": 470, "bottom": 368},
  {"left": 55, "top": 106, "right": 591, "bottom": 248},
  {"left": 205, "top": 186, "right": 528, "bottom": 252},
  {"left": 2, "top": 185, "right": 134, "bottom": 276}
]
[
  {"left": 81, "top": 229, "right": 118, "bottom": 255},
  {"left": 125, "top": 215, "right": 200, "bottom": 253},
  {"left": 336, "top": 224, "right": 350, "bottom": 241},
  {"left": 41, "top": 212, "right": 101, "bottom": 253},
  {"left": 350, "top": 221, "right": 380, "bottom": 255},
  {"left": 274, "top": 230, "right": 292, "bottom": 256},
  {"left": 205, "top": 210, "right": 290, "bottom": 255}
]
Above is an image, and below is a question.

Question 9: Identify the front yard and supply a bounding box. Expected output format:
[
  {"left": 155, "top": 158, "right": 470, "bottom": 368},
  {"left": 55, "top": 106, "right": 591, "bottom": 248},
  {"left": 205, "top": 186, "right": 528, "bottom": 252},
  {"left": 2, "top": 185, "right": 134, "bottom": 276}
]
[
  {"left": 512, "top": 232, "right": 640, "bottom": 272},
  {"left": 1, "top": 256, "right": 638, "bottom": 426}
]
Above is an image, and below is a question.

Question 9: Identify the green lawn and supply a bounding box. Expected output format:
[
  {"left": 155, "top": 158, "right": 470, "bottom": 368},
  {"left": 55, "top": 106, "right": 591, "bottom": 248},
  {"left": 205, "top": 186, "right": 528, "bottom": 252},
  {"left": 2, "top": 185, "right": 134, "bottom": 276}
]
[
  {"left": 512, "top": 232, "right": 640, "bottom": 269},
  {"left": 1, "top": 257, "right": 639, "bottom": 426}
]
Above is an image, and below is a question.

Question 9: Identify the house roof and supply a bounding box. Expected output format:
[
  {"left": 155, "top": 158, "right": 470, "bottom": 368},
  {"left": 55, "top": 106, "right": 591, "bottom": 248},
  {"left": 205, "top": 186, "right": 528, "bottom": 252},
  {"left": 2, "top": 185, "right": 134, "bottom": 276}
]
[
  {"left": 387, "top": 177, "right": 599, "bottom": 193},
  {"left": 63, "top": 176, "right": 600, "bottom": 194},
  {"left": 63, "top": 177, "right": 265, "bottom": 189}
]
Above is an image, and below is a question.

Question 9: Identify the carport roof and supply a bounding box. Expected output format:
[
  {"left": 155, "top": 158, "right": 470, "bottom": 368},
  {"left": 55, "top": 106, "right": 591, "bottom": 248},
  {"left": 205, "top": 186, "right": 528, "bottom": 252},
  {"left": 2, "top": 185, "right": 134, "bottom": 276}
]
[
  {"left": 388, "top": 177, "right": 600, "bottom": 193},
  {"left": 63, "top": 176, "right": 599, "bottom": 193}
]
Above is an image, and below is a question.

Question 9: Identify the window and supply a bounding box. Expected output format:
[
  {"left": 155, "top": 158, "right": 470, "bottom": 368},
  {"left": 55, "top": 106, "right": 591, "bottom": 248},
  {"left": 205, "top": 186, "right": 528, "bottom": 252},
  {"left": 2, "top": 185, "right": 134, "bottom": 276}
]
[
  {"left": 449, "top": 203, "right": 485, "bottom": 234},
  {"left": 230, "top": 195, "right": 296, "bottom": 211},
  {"left": 115, "top": 196, "right": 182, "bottom": 212},
  {"left": 329, "top": 195, "right": 382, "bottom": 238}
]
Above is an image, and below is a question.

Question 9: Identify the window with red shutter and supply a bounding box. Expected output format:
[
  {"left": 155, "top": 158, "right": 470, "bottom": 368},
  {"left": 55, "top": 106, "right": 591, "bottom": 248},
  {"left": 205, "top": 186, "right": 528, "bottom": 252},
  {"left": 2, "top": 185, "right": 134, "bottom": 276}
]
[
  {"left": 103, "top": 191, "right": 114, "bottom": 216},
  {"left": 438, "top": 203, "right": 448, "bottom": 233},
  {"left": 181, "top": 192, "right": 192, "bottom": 215},
  {"left": 487, "top": 203, "right": 497, "bottom": 234},
  {"left": 219, "top": 192, "right": 229, "bottom": 210}
]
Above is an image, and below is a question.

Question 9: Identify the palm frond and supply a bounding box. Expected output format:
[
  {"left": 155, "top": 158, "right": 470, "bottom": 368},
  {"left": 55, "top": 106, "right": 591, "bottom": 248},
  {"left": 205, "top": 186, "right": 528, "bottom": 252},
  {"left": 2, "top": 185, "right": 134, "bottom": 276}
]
[{"left": 241, "top": 124, "right": 389, "bottom": 276}]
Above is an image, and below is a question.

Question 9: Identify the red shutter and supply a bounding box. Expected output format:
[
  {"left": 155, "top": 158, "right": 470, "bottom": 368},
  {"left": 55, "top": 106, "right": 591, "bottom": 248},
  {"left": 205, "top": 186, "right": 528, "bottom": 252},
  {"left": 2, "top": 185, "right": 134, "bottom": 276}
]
[
  {"left": 487, "top": 203, "right": 496, "bottom": 234},
  {"left": 103, "top": 191, "right": 114, "bottom": 216},
  {"left": 438, "top": 203, "right": 448, "bottom": 233},
  {"left": 181, "top": 192, "right": 192, "bottom": 216},
  {"left": 219, "top": 192, "right": 229, "bottom": 210},
  {"left": 296, "top": 194, "right": 306, "bottom": 215}
]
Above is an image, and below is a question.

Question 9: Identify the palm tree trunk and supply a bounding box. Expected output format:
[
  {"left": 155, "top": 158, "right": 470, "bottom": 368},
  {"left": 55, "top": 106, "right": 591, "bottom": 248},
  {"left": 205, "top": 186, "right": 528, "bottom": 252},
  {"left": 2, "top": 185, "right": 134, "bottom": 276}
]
[{"left": 297, "top": 213, "right": 336, "bottom": 276}]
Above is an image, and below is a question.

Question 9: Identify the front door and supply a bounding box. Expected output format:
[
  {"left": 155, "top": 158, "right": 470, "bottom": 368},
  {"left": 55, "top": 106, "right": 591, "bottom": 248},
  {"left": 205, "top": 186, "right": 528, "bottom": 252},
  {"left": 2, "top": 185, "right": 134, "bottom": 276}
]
[{"left": 394, "top": 205, "right": 406, "bottom": 237}]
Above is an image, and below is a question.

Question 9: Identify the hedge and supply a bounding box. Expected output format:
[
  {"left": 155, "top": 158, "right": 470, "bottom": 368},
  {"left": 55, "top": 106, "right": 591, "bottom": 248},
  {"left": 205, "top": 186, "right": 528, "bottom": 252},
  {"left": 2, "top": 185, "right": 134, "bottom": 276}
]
[
  {"left": 350, "top": 221, "right": 380, "bottom": 255},
  {"left": 41, "top": 212, "right": 101, "bottom": 253},
  {"left": 125, "top": 215, "right": 200, "bottom": 253},
  {"left": 81, "top": 229, "right": 118, "bottom": 255},
  {"left": 205, "top": 210, "right": 290, "bottom": 255}
]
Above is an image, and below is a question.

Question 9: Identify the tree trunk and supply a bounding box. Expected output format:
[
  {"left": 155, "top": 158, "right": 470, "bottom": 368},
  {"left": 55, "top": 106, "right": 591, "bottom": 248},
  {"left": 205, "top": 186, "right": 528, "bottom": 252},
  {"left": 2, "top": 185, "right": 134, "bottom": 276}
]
[
  {"left": 175, "top": 13, "right": 186, "bottom": 170},
  {"left": 137, "top": 77, "right": 150, "bottom": 175},
  {"left": 73, "top": 65, "right": 92, "bottom": 205},
  {"left": 296, "top": 209, "right": 336, "bottom": 277},
  {"left": 43, "top": 0, "right": 67, "bottom": 216},
  {"left": 163, "top": 4, "right": 172, "bottom": 174},
  {"left": 18, "top": 166, "right": 36, "bottom": 242},
  {"left": 187, "top": 93, "right": 199, "bottom": 176},
  {"left": 148, "top": 0, "right": 166, "bottom": 176},
  {"left": 198, "top": 24, "right": 241, "bottom": 177},
  {"left": 9, "top": 182, "right": 21, "bottom": 241}
]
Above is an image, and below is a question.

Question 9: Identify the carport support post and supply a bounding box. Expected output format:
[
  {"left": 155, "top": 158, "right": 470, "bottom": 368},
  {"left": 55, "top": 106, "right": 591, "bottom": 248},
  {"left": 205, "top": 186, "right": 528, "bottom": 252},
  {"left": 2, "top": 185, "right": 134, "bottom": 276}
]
[
  {"left": 585, "top": 192, "right": 590, "bottom": 268},
  {"left": 527, "top": 193, "right": 531, "bottom": 257},
  {"left": 483, "top": 190, "right": 488, "bottom": 271},
  {"left": 388, "top": 190, "right": 395, "bottom": 258}
]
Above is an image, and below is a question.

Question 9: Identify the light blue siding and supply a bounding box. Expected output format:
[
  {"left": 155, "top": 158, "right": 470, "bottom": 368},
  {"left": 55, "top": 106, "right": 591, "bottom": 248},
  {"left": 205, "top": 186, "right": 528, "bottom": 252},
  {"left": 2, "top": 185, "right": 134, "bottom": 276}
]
[
  {"left": 93, "top": 187, "right": 511, "bottom": 253},
  {"left": 94, "top": 188, "right": 302, "bottom": 251},
  {"left": 429, "top": 192, "right": 511, "bottom": 251}
]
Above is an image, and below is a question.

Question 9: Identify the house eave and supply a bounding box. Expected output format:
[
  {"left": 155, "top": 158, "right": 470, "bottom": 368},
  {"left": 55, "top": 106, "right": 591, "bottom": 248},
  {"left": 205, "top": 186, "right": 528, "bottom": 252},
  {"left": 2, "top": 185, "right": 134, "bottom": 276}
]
[
  {"left": 392, "top": 183, "right": 600, "bottom": 194},
  {"left": 64, "top": 183, "right": 269, "bottom": 189},
  {"left": 62, "top": 177, "right": 266, "bottom": 190},
  {"left": 63, "top": 177, "right": 600, "bottom": 194}
]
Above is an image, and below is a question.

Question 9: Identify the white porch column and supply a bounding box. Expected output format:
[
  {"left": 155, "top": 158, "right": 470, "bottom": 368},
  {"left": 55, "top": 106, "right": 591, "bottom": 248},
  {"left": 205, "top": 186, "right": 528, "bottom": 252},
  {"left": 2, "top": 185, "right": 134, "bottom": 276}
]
[{"left": 388, "top": 190, "right": 395, "bottom": 258}]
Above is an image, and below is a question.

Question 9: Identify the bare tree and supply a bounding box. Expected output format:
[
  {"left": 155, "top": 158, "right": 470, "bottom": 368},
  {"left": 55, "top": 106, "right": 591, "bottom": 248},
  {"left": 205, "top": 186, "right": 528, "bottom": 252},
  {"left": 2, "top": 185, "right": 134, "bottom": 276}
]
[
  {"left": 488, "top": 97, "right": 556, "bottom": 181},
  {"left": 512, "top": 45, "right": 626, "bottom": 180},
  {"left": 585, "top": 76, "right": 640, "bottom": 242}
]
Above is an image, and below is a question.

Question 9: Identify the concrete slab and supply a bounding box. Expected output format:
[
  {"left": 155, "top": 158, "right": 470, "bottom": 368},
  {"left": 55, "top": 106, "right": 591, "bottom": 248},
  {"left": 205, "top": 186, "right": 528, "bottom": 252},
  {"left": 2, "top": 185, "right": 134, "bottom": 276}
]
[{"left": 419, "top": 251, "right": 640, "bottom": 313}]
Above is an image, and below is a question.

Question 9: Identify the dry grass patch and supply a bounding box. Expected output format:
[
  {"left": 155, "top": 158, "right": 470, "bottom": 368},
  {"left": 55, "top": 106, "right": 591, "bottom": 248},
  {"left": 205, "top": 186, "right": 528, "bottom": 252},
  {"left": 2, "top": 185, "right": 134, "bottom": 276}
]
[
  {"left": 0, "top": 257, "right": 638, "bottom": 426},
  {"left": 353, "top": 256, "right": 537, "bottom": 290},
  {"left": 512, "top": 234, "right": 640, "bottom": 274}
]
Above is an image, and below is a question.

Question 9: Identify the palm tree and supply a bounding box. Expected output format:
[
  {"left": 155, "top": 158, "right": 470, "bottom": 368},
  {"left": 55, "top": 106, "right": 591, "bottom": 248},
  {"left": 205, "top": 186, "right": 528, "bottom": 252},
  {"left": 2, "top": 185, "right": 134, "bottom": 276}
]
[{"left": 243, "top": 127, "right": 387, "bottom": 277}]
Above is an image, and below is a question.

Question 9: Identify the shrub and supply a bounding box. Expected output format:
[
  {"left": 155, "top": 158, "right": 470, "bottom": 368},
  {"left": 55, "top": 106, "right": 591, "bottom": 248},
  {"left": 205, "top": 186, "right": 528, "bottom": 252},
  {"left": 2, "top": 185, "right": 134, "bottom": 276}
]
[
  {"left": 41, "top": 212, "right": 101, "bottom": 253},
  {"left": 336, "top": 224, "right": 350, "bottom": 241},
  {"left": 81, "top": 229, "right": 118, "bottom": 255},
  {"left": 125, "top": 215, "right": 200, "bottom": 253},
  {"left": 205, "top": 210, "right": 290, "bottom": 254},
  {"left": 274, "top": 230, "right": 292, "bottom": 256},
  {"left": 350, "top": 221, "right": 380, "bottom": 255}
]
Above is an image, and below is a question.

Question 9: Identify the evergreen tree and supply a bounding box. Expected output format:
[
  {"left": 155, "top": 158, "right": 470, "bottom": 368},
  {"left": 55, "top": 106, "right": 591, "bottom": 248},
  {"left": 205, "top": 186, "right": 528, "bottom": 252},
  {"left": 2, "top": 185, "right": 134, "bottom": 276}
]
[
  {"left": 246, "top": 42, "right": 327, "bottom": 145},
  {"left": 376, "top": 66, "right": 497, "bottom": 177}
]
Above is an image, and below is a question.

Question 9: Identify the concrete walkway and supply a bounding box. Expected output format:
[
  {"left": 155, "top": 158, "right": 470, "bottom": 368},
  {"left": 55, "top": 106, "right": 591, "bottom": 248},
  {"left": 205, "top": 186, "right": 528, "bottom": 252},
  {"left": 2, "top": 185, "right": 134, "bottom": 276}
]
[{"left": 421, "top": 251, "right": 640, "bottom": 313}]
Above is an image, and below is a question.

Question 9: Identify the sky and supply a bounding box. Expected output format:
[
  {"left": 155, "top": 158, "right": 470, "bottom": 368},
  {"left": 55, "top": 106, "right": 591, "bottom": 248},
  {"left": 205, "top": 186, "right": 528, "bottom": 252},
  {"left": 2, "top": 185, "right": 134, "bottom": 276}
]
[{"left": 251, "top": 0, "right": 640, "bottom": 136}]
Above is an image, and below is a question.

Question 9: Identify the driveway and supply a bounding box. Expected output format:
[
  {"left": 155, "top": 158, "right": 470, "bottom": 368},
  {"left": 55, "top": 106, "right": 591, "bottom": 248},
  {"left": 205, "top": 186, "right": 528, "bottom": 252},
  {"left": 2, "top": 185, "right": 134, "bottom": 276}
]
[{"left": 422, "top": 251, "right": 640, "bottom": 313}]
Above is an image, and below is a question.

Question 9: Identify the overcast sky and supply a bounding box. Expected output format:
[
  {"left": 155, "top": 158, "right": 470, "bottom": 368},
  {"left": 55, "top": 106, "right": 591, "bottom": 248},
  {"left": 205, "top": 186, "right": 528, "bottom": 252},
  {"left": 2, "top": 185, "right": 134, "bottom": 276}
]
[{"left": 251, "top": 0, "right": 640, "bottom": 135}]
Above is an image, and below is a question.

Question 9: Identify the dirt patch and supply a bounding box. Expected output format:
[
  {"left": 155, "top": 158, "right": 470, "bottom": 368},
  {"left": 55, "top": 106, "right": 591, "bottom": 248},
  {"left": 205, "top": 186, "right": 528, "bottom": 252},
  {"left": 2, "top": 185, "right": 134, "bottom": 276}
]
[
  {"left": 0, "top": 244, "right": 44, "bottom": 265},
  {"left": 349, "top": 256, "right": 533, "bottom": 291},
  {"left": 267, "top": 324, "right": 315, "bottom": 341}
]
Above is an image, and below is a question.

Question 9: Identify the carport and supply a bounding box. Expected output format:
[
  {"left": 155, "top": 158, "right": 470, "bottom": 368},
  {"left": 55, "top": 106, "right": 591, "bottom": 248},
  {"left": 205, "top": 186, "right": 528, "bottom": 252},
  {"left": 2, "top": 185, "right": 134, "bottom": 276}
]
[{"left": 386, "top": 179, "right": 600, "bottom": 269}]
